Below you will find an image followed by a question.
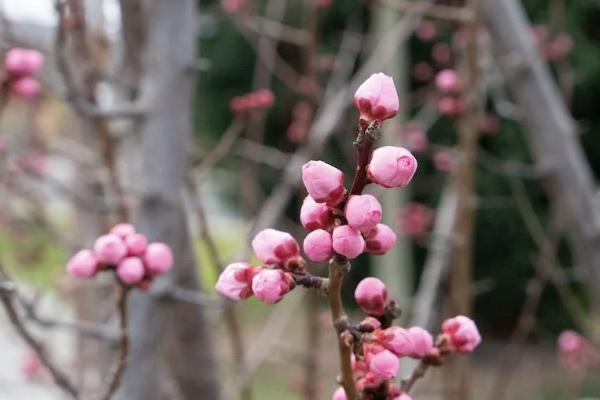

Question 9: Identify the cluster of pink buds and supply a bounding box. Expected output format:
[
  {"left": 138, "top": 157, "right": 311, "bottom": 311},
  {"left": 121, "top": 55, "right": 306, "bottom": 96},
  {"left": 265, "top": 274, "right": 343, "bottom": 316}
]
[
  {"left": 3, "top": 48, "right": 44, "bottom": 100},
  {"left": 557, "top": 330, "right": 600, "bottom": 371},
  {"left": 434, "top": 69, "right": 467, "bottom": 117},
  {"left": 229, "top": 89, "right": 275, "bottom": 115},
  {"left": 66, "top": 223, "right": 174, "bottom": 289}
]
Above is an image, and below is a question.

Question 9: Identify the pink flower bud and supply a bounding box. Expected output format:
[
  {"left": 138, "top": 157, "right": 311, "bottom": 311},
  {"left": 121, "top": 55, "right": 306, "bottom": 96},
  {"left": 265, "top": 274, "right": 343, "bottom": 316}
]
[
  {"left": 405, "top": 125, "right": 428, "bottom": 154},
  {"left": 215, "top": 262, "right": 258, "bottom": 300},
  {"left": 11, "top": 77, "right": 41, "bottom": 100},
  {"left": 125, "top": 233, "right": 148, "bottom": 256},
  {"left": 302, "top": 161, "right": 346, "bottom": 205},
  {"left": 66, "top": 249, "right": 98, "bottom": 278},
  {"left": 221, "top": 0, "right": 245, "bottom": 13},
  {"left": 230, "top": 96, "right": 249, "bottom": 113},
  {"left": 354, "top": 73, "right": 399, "bottom": 122},
  {"left": 435, "top": 69, "right": 461, "bottom": 93},
  {"left": 144, "top": 242, "right": 174, "bottom": 274},
  {"left": 398, "top": 203, "right": 433, "bottom": 237},
  {"left": 393, "top": 395, "right": 412, "bottom": 400},
  {"left": 360, "top": 316, "right": 382, "bottom": 331},
  {"left": 412, "top": 62, "right": 434, "bottom": 82},
  {"left": 332, "top": 387, "right": 346, "bottom": 400},
  {"left": 110, "top": 223, "right": 136, "bottom": 238},
  {"left": 251, "top": 228, "right": 300, "bottom": 267},
  {"left": 21, "top": 351, "right": 44, "bottom": 381},
  {"left": 117, "top": 257, "right": 145, "bottom": 285},
  {"left": 376, "top": 327, "right": 414, "bottom": 357},
  {"left": 367, "top": 146, "right": 417, "bottom": 188},
  {"left": 407, "top": 327, "right": 433, "bottom": 358},
  {"left": 433, "top": 149, "right": 454, "bottom": 172},
  {"left": 251, "top": 269, "right": 293, "bottom": 304},
  {"left": 415, "top": 20, "right": 437, "bottom": 42},
  {"left": 300, "top": 195, "right": 334, "bottom": 231},
  {"left": 442, "top": 315, "right": 481, "bottom": 353},
  {"left": 303, "top": 229, "right": 334, "bottom": 262},
  {"left": 479, "top": 113, "right": 499, "bottom": 136},
  {"left": 431, "top": 42, "right": 452, "bottom": 65},
  {"left": 254, "top": 89, "right": 275, "bottom": 108},
  {"left": 364, "top": 224, "right": 397, "bottom": 255},
  {"left": 354, "top": 277, "right": 387, "bottom": 315},
  {"left": 4, "top": 48, "right": 44, "bottom": 78},
  {"left": 558, "top": 330, "right": 600, "bottom": 370},
  {"left": 345, "top": 194, "right": 382, "bottom": 231},
  {"left": 332, "top": 225, "right": 365, "bottom": 259},
  {"left": 94, "top": 234, "right": 127, "bottom": 265},
  {"left": 368, "top": 349, "right": 399, "bottom": 380}
]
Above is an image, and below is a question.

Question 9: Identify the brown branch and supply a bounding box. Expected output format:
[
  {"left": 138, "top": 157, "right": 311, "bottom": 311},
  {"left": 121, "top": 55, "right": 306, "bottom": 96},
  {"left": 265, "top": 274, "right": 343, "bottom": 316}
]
[{"left": 401, "top": 360, "right": 430, "bottom": 393}]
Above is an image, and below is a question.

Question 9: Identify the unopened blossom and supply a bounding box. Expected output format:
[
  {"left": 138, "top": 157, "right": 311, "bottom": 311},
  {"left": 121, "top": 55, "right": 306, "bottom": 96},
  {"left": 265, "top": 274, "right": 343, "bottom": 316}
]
[
  {"left": 117, "top": 257, "right": 145, "bottom": 285},
  {"left": 431, "top": 42, "right": 452, "bottom": 65},
  {"left": 558, "top": 330, "right": 600, "bottom": 370},
  {"left": 303, "top": 229, "right": 334, "bottom": 262},
  {"left": 251, "top": 229, "right": 301, "bottom": 267},
  {"left": 21, "top": 351, "right": 44, "bottom": 381},
  {"left": 442, "top": 315, "right": 481, "bottom": 353},
  {"left": 433, "top": 149, "right": 454, "bottom": 172},
  {"left": 393, "top": 395, "right": 412, "bottom": 400},
  {"left": 215, "top": 262, "right": 258, "bottom": 300},
  {"left": 367, "top": 146, "right": 417, "bottom": 188},
  {"left": 412, "top": 62, "right": 434, "bottom": 82},
  {"left": 415, "top": 20, "right": 437, "bottom": 42},
  {"left": 368, "top": 349, "right": 400, "bottom": 380},
  {"left": 345, "top": 194, "right": 382, "bottom": 231},
  {"left": 354, "top": 277, "right": 387, "bottom": 315},
  {"left": 251, "top": 268, "right": 293, "bottom": 304},
  {"left": 66, "top": 249, "right": 98, "bottom": 278},
  {"left": 407, "top": 326, "right": 433, "bottom": 358},
  {"left": 221, "top": 0, "right": 245, "bottom": 13},
  {"left": 435, "top": 69, "right": 461, "bottom": 93},
  {"left": 125, "top": 233, "right": 148, "bottom": 256},
  {"left": 144, "top": 242, "right": 174, "bottom": 274},
  {"left": 302, "top": 160, "right": 346, "bottom": 205},
  {"left": 364, "top": 224, "right": 397, "bottom": 255},
  {"left": 405, "top": 125, "right": 428, "bottom": 153},
  {"left": 354, "top": 73, "right": 399, "bottom": 123},
  {"left": 332, "top": 225, "right": 365, "bottom": 259},
  {"left": 94, "top": 234, "right": 127, "bottom": 265},
  {"left": 376, "top": 327, "right": 414, "bottom": 357},
  {"left": 331, "top": 387, "right": 346, "bottom": 400},
  {"left": 11, "top": 77, "right": 41, "bottom": 100},
  {"left": 300, "top": 195, "right": 334, "bottom": 231},
  {"left": 4, "top": 48, "right": 44, "bottom": 78},
  {"left": 248, "top": 89, "right": 275, "bottom": 109},
  {"left": 110, "top": 223, "right": 136, "bottom": 238},
  {"left": 398, "top": 203, "right": 433, "bottom": 236}
]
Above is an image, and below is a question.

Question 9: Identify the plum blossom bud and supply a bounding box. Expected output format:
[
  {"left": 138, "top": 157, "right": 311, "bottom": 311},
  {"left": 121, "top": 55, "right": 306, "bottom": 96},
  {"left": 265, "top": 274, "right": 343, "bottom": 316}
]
[
  {"left": 117, "top": 257, "right": 145, "bottom": 285},
  {"left": 407, "top": 327, "right": 433, "bottom": 358},
  {"left": 4, "top": 48, "right": 44, "bottom": 78},
  {"left": 364, "top": 224, "right": 397, "bottom": 255},
  {"left": 432, "top": 43, "right": 452, "bottom": 65},
  {"left": 302, "top": 161, "right": 346, "bottom": 205},
  {"left": 359, "top": 316, "right": 382, "bottom": 331},
  {"left": 354, "top": 73, "right": 399, "bottom": 123},
  {"left": 215, "top": 263, "right": 258, "bottom": 300},
  {"left": 221, "top": 0, "right": 245, "bottom": 13},
  {"left": 393, "top": 395, "right": 412, "bottom": 400},
  {"left": 11, "top": 77, "right": 40, "bottom": 100},
  {"left": 376, "top": 327, "right": 414, "bottom": 357},
  {"left": 367, "top": 146, "right": 417, "bottom": 188},
  {"left": 94, "top": 234, "right": 127, "bottom": 265},
  {"left": 251, "top": 229, "right": 300, "bottom": 267},
  {"left": 345, "top": 195, "right": 382, "bottom": 231},
  {"left": 415, "top": 20, "right": 437, "bottom": 42},
  {"left": 412, "top": 62, "right": 434, "bottom": 82},
  {"left": 125, "top": 233, "right": 148, "bottom": 256},
  {"left": 558, "top": 330, "right": 600, "bottom": 370},
  {"left": 405, "top": 125, "right": 428, "bottom": 154},
  {"left": 354, "top": 277, "right": 387, "bottom": 315},
  {"left": 21, "top": 351, "right": 44, "bottom": 381},
  {"left": 442, "top": 315, "right": 481, "bottom": 353},
  {"left": 332, "top": 387, "right": 346, "bottom": 400},
  {"left": 144, "top": 242, "right": 174, "bottom": 274},
  {"left": 435, "top": 69, "right": 461, "bottom": 93},
  {"left": 251, "top": 269, "right": 293, "bottom": 304},
  {"left": 254, "top": 89, "right": 275, "bottom": 108},
  {"left": 368, "top": 349, "right": 400, "bottom": 380},
  {"left": 433, "top": 149, "right": 454, "bottom": 172},
  {"left": 300, "top": 195, "right": 334, "bottom": 231},
  {"left": 66, "top": 249, "right": 98, "bottom": 278},
  {"left": 332, "top": 225, "right": 365, "bottom": 259},
  {"left": 437, "top": 96, "right": 467, "bottom": 116},
  {"left": 110, "top": 223, "right": 136, "bottom": 238},
  {"left": 398, "top": 203, "right": 433, "bottom": 237},
  {"left": 303, "top": 229, "right": 334, "bottom": 262}
]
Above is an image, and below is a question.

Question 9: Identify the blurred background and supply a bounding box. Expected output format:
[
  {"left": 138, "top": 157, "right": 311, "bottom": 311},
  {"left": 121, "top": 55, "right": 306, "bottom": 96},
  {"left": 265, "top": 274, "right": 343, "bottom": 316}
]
[{"left": 0, "top": 0, "right": 599, "bottom": 399}]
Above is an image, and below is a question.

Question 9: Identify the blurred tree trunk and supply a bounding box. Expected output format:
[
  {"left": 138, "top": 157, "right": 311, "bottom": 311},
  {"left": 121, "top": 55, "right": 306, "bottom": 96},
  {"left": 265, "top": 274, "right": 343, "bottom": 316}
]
[{"left": 117, "top": 0, "right": 221, "bottom": 399}]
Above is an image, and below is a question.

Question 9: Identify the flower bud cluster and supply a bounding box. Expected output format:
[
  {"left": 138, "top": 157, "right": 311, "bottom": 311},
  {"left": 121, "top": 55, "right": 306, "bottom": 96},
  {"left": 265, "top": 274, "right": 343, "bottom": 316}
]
[
  {"left": 3, "top": 48, "right": 44, "bottom": 100},
  {"left": 230, "top": 89, "right": 275, "bottom": 114}
]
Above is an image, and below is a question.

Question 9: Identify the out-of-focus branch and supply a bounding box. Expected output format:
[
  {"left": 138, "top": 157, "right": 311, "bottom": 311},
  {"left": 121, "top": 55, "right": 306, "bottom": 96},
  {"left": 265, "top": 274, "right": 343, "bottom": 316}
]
[
  {"left": 242, "top": 14, "right": 312, "bottom": 46},
  {"left": 384, "top": 0, "right": 474, "bottom": 22}
]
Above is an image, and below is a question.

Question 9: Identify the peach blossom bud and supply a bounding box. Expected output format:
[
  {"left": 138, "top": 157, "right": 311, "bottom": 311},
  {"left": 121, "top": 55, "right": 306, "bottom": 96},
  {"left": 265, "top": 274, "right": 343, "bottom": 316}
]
[
  {"left": 332, "top": 225, "right": 365, "bottom": 259},
  {"left": 354, "top": 72, "right": 399, "bottom": 122},
  {"left": 221, "top": 0, "right": 245, "bottom": 13},
  {"left": 398, "top": 202, "right": 433, "bottom": 236},
  {"left": 545, "top": 32, "right": 573, "bottom": 61},
  {"left": 407, "top": 327, "right": 433, "bottom": 358},
  {"left": 110, "top": 223, "right": 136, "bottom": 238},
  {"left": 251, "top": 268, "right": 292, "bottom": 304},
  {"left": 254, "top": 89, "right": 275, "bottom": 108},
  {"left": 251, "top": 228, "right": 300, "bottom": 266},
  {"left": 433, "top": 149, "right": 454, "bottom": 172},
  {"left": 435, "top": 69, "right": 461, "bottom": 93},
  {"left": 94, "top": 234, "right": 127, "bottom": 265},
  {"left": 368, "top": 349, "right": 399, "bottom": 380},
  {"left": 367, "top": 146, "right": 417, "bottom": 188},
  {"left": 332, "top": 387, "right": 346, "bottom": 400},
  {"left": 354, "top": 277, "right": 387, "bottom": 315},
  {"left": 376, "top": 327, "right": 414, "bottom": 357},
  {"left": 230, "top": 96, "right": 249, "bottom": 113},
  {"left": 558, "top": 330, "right": 600, "bottom": 370},
  {"left": 415, "top": 20, "right": 437, "bottom": 42},
  {"left": 215, "top": 262, "right": 257, "bottom": 300},
  {"left": 144, "top": 242, "right": 174, "bottom": 274},
  {"left": 405, "top": 125, "right": 428, "bottom": 154},
  {"left": 66, "top": 249, "right": 98, "bottom": 278},
  {"left": 117, "top": 257, "right": 145, "bottom": 285},
  {"left": 4, "top": 48, "right": 44, "bottom": 77},
  {"left": 125, "top": 233, "right": 148, "bottom": 256},
  {"left": 431, "top": 42, "right": 452, "bottom": 65},
  {"left": 479, "top": 113, "right": 499, "bottom": 136},
  {"left": 393, "top": 395, "right": 412, "bottom": 400},
  {"left": 300, "top": 195, "right": 334, "bottom": 231},
  {"left": 303, "top": 229, "right": 334, "bottom": 262},
  {"left": 345, "top": 194, "right": 382, "bottom": 231},
  {"left": 442, "top": 315, "right": 481, "bottom": 353},
  {"left": 412, "top": 62, "right": 434, "bottom": 82},
  {"left": 21, "top": 351, "right": 43, "bottom": 380},
  {"left": 11, "top": 77, "right": 41, "bottom": 100},
  {"left": 302, "top": 160, "right": 346, "bottom": 205},
  {"left": 364, "top": 224, "right": 397, "bottom": 255}
]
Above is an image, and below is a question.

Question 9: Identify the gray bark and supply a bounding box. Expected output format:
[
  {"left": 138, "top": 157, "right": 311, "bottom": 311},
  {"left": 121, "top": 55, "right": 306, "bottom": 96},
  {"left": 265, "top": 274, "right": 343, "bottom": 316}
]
[{"left": 117, "top": 0, "right": 221, "bottom": 399}]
